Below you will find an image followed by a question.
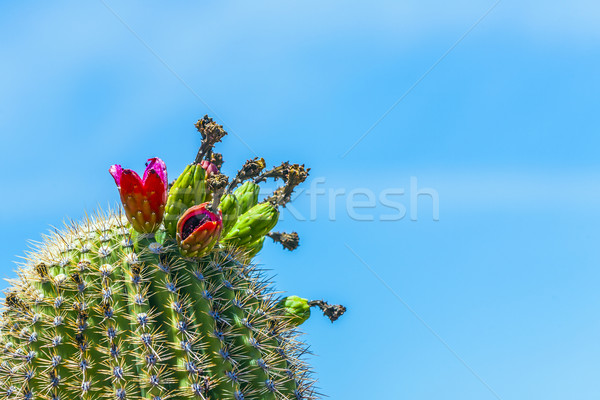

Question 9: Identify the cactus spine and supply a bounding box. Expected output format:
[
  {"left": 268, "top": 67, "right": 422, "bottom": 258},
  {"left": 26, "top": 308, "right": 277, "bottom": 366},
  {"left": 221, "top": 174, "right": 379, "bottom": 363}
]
[{"left": 0, "top": 116, "right": 345, "bottom": 400}]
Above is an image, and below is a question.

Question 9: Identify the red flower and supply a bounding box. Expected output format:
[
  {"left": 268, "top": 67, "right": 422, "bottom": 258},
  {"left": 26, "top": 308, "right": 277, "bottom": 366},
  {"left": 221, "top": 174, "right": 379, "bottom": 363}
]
[
  {"left": 109, "top": 158, "right": 168, "bottom": 233},
  {"left": 176, "top": 203, "right": 223, "bottom": 257}
]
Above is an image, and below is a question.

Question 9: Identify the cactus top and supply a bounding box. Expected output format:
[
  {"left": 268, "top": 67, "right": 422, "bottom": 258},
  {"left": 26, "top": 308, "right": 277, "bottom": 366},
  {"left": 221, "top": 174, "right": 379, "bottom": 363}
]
[{"left": 0, "top": 115, "right": 345, "bottom": 400}]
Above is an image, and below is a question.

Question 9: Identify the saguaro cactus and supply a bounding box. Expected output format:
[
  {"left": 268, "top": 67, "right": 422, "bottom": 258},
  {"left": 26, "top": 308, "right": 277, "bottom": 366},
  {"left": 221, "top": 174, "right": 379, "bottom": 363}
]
[{"left": 0, "top": 116, "right": 345, "bottom": 400}]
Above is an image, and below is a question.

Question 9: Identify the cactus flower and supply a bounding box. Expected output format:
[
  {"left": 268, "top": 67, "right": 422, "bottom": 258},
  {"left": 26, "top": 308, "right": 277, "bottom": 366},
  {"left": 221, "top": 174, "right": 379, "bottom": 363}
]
[
  {"left": 109, "top": 157, "right": 168, "bottom": 233},
  {"left": 200, "top": 159, "right": 219, "bottom": 176},
  {"left": 176, "top": 202, "right": 223, "bottom": 257}
]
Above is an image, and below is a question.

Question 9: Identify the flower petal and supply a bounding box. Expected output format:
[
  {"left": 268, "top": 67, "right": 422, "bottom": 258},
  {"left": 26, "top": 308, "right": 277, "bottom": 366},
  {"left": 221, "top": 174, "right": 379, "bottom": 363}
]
[
  {"left": 143, "top": 157, "right": 168, "bottom": 190},
  {"left": 200, "top": 160, "right": 219, "bottom": 177},
  {"left": 144, "top": 169, "right": 168, "bottom": 219},
  {"left": 109, "top": 164, "right": 124, "bottom": 186},
  {"left": 119, "top": 169, "right": 143, "bottom": 194}
]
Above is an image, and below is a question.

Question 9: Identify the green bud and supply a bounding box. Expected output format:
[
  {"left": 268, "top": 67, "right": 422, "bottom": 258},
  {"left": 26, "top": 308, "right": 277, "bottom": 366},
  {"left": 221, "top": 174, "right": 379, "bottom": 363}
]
[
  {"left": 219, "top": 193, "right": 240, "bottom": 236},
  {"left": 278, "top": 295, "right": 311, "bottom": 326},
  {"left": 233, "top": 181, "right": 260, "bottom": 214},
  {"left": 222, "top": 202, "right": 279, "bottom": 246},
  {"left": 164, "top": 164, "right": 208, "bottom": 236}
]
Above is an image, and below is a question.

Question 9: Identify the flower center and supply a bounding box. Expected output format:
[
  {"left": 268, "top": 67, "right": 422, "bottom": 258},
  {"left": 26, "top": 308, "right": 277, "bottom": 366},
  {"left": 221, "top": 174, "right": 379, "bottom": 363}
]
[{"left": 181, "top": 213, "right": 211, "bottom": 240}]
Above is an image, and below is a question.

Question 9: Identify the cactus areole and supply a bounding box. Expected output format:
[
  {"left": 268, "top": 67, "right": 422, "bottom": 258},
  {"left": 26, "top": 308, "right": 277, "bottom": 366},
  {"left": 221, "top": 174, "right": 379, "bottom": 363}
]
[{"left": 0, "top": 116, "right": 345, "bottom": 400}]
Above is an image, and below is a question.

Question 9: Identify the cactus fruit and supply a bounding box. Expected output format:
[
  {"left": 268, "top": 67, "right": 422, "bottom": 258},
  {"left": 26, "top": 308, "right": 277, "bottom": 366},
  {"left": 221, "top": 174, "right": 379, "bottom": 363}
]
[
  {"left": 176, "top": 203, "right": 223, "bottom": 258},
  {"left": 0, "top": 116, "right": 345, "bottom": 400}
]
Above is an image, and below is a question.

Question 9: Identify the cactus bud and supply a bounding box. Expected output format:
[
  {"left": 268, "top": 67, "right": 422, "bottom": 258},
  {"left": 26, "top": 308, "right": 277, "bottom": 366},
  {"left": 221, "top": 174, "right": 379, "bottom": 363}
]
[
  {"left": 279, "top": 296, "right": 311, "bottom": 326},
  {"left": 200, "top": 160, "right": 219, "bottom": 177},
  {"left": 219, "top": 193, "right": 240, "bottom": 235},
  {"left": 233, "top": 181, "right": 261, "bottom": 214},
  {"left": 176, "top": 203, "right": 222, "bottom": 257},
  {"left": 164, "top": 151, "right": 221, "bottom": 237},
  {"left": 164, "top": 164, "right": 208, "bottom": 236},
  {"left": 222, "top": 202, "right": 279, "bottom": 247},
  {"left": 109, "top": 157, "right": 167, "bottom": 233}
]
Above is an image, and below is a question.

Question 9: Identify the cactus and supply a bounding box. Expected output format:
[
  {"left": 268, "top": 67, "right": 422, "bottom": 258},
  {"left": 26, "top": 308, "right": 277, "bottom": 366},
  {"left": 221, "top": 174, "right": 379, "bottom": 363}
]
[
  {"left": 233, "top": 181, "right": 260, "bottom": 216},
  {"left": 0, "top": 116, "right": 345, "bottom": 400}
]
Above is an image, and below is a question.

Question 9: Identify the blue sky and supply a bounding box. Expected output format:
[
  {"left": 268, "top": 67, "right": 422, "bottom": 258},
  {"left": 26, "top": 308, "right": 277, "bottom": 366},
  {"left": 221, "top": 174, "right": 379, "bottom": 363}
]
[{"left": 2, "top": 1, "right": 600, "bottom": 399}]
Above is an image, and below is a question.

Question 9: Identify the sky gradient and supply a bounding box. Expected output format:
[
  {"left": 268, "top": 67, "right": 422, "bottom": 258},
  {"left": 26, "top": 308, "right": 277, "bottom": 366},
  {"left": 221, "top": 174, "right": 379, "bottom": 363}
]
[{"left": 2, "top": 1, "right": 600, "bottom": 399}]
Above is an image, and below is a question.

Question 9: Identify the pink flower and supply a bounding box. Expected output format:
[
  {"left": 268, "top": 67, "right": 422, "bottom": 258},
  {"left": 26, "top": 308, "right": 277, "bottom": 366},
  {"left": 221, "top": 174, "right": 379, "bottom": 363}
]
[
  {"left": 200, "top": 160, "right": 219, "bottom": 177},
  {"left": 176, "top": 203, "right": 223, "bottom": 257},
  {"left": 109, "top": 158, "right": 168, "bottom": 233}
]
